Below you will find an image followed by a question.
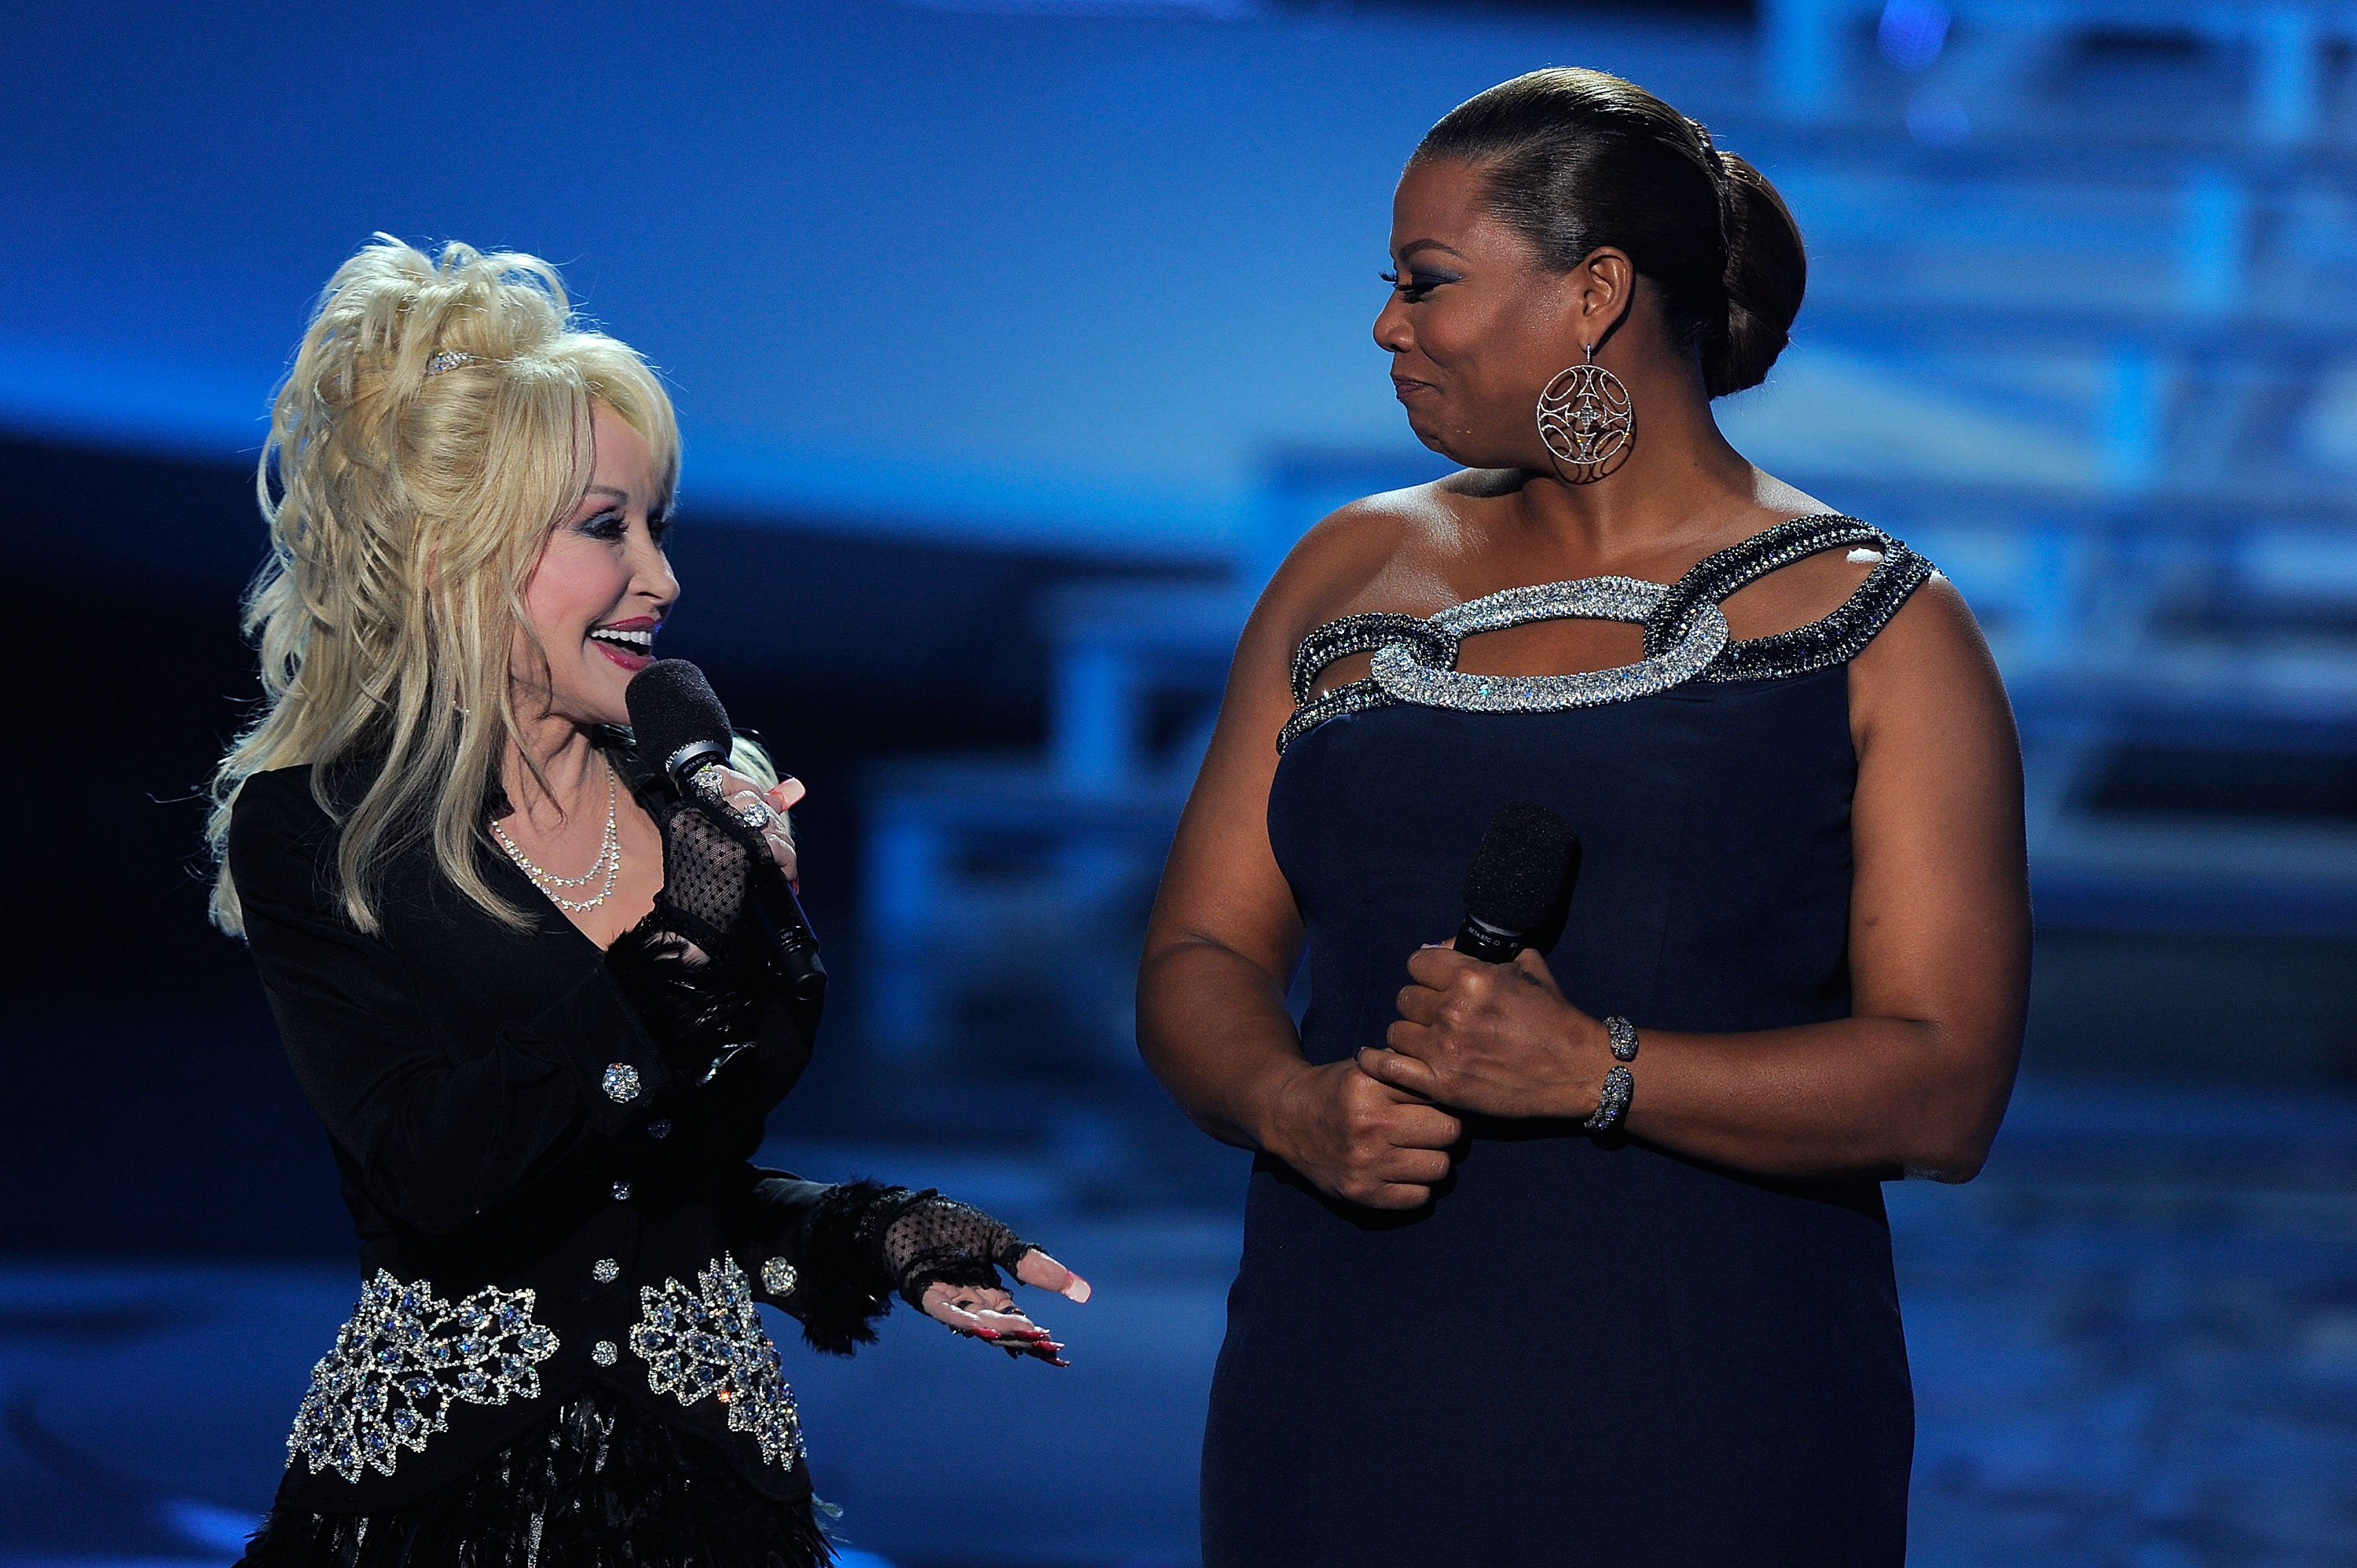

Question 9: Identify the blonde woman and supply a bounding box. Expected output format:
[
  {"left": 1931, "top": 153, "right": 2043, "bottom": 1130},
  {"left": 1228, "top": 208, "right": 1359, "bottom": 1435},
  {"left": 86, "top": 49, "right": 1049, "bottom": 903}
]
[{"left": 214, "top": 236, "right": 1087, "bottom": 1567}]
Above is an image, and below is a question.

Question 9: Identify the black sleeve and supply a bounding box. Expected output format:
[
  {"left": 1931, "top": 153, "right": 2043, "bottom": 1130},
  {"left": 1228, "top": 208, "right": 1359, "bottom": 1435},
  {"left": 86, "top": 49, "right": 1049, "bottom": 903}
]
[
  {"left": 717, "top": 1166, "right": 919, "bottom": 1355},
  {"left": 228, "top": 773, "right": 680, "bottom": 1235}
]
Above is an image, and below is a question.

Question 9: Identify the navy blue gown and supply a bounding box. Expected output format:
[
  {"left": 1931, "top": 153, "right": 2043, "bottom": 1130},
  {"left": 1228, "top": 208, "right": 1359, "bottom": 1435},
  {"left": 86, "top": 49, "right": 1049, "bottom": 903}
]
[{"left": 1200, "top": 517, "right": 1936, "bottom": 1567}]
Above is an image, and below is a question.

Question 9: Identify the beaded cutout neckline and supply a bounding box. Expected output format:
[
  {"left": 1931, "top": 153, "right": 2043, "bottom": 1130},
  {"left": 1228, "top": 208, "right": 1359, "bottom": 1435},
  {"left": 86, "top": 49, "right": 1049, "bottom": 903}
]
[{"left": 1277, "top": 514, "right": 1934, "bottom": 755}]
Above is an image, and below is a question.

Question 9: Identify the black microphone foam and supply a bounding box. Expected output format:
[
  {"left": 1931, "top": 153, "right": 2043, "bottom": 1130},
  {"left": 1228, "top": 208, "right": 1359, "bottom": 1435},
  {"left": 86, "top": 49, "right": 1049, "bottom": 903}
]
[
  {"left": 626, "top": 659, "right": 733, "bottom": 782},
  {"left": 1462, "top": 801, "right": 1580, "bottom": 947}
]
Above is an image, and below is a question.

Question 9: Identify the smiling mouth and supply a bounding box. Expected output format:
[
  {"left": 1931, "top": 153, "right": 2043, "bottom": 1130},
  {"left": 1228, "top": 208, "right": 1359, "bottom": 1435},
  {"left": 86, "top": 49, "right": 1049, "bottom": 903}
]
[{"left": 588, "top": 625, "right": 656, "bottom": 670}]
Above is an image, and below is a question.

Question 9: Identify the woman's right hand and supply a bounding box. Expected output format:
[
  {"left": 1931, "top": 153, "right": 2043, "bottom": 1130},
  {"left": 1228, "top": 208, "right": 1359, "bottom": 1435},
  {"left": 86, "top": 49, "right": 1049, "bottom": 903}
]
[{"left": 1261, "top": 1058, "right": 1462, "bottom": 1209}]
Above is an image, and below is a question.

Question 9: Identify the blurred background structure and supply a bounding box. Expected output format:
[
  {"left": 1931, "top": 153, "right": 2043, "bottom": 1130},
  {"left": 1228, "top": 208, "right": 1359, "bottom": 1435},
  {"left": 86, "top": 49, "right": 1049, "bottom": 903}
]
[{"left": 4, "top": 2, "right": 2354, "bottom": 1564}]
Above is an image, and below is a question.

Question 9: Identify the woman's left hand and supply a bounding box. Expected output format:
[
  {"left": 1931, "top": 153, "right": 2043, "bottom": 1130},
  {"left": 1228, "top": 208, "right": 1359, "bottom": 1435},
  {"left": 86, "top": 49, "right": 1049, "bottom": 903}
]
[
  {"left": 919, "top": 1249, "right": 1090, "bottom": 1367},
  {"left": 1361, "top": 944, "right": 1606, "bottom": 1120},
  {"left": 697, "top": 768, "right": 805, "bottom": 888}
]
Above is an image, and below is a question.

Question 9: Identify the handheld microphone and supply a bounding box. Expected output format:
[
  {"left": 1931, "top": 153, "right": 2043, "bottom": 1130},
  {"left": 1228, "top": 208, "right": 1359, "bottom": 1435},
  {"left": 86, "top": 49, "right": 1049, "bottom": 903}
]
[
  {"left": 625, "top": 659, "right": 828, "bottom": 1004},
  {"left": 1455, "top": 801, "right": 1581, "bottom": 963}
]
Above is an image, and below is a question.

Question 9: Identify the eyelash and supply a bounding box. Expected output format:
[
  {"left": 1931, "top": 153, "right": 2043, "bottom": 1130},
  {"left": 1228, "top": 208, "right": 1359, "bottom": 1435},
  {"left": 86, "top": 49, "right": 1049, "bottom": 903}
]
[
  {"left": 1381, "top": 270, "right": 1444, "bottom": 303},
  {"left": 579, "top": 511, "right": 674, "bottom": 545}
]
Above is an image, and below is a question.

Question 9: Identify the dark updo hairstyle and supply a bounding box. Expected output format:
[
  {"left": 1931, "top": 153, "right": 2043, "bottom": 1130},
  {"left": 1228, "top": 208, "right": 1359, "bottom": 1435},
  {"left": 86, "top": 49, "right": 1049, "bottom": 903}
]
[{"left": 1413, "top": 68, "right": 1806, "bottom": 398}]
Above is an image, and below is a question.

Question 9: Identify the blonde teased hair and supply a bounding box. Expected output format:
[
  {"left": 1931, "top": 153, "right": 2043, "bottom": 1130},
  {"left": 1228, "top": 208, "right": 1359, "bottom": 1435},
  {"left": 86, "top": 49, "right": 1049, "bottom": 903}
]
[{"left": 207, "top": 236, "right": 681, "bottom": 938}]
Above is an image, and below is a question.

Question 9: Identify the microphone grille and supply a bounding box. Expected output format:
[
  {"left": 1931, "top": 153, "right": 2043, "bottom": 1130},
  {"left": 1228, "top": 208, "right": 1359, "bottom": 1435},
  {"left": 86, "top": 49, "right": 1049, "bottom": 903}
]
[
  {"left": 1464, "top": 800, "right": 1580, "bottom": 935},
  {"left": 625, "top": 659, "right": 733, "bottom": 771}
]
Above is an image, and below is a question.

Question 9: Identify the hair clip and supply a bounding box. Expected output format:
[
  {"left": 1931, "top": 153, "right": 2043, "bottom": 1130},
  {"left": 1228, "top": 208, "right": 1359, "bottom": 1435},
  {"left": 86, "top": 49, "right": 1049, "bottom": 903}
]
[{"left": 424, "top": 350, "right": 477, "bottom": 376}]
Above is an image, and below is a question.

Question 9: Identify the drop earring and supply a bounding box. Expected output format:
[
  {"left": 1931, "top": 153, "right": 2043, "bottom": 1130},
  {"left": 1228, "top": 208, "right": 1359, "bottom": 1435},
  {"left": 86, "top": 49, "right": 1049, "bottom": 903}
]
[{"left": 1536, "top": 343, "right": 1636, "bottom": 485}]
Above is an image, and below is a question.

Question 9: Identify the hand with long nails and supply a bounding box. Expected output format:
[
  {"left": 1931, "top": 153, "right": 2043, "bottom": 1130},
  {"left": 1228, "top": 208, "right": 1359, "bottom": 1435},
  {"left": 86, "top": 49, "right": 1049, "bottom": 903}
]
[
  {"left": 918, "top": 1248, "right": 1092, "bottom": 1368},
  {"left": 694, "top": 766, "right": 806, "bottom": 888}
]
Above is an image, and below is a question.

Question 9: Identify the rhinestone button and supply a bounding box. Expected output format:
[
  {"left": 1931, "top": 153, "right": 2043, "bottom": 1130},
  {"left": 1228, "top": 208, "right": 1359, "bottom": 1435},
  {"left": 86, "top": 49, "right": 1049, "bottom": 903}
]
[
  {"left": 591, "top": 1340, "right": 618, "bottom": 1367},
  {"left": 601, "top": 1063, "right": 641, "bottom": 1104},
  {"left": 646, "top": 1119, "right": 672, "bottom": 1141},
  {"left": 592, "top": 1258, "right": 620, "bottom": 1284},
  {"left": 761, "top": 1257, "right": 798, "bottom": 1295},
  {"left": 610, "top": 1181, "right": 632, "bottom": 1201}
]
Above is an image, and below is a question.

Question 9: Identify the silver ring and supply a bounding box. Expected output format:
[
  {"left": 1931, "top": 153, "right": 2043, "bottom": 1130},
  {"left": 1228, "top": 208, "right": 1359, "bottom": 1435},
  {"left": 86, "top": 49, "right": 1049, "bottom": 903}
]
[{"left": 735, "top": 800, "right": 775, "bottom": 831}]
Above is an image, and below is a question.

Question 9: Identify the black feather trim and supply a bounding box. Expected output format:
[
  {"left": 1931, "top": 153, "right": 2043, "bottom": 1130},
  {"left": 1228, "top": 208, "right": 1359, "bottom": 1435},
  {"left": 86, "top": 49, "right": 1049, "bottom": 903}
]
[
  {"left": 794, "top": 1179, "right": 923, "bottom": 1355},
  {"left": 606, "top": 919, "right": 768, "bottom": 1080}
]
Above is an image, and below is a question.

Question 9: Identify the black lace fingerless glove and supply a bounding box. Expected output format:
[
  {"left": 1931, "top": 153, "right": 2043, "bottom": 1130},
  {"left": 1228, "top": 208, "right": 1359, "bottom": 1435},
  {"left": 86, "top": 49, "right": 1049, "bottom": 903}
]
[
  {"left": 605, "top": 793, "right": 774, "bottom": 1081},
  {"left": 880, "top": 1192, "right": 1036, "bottom": 1309},
  {"left": 790, "top": 1183, "right": 1038, "bottom": 1353}
]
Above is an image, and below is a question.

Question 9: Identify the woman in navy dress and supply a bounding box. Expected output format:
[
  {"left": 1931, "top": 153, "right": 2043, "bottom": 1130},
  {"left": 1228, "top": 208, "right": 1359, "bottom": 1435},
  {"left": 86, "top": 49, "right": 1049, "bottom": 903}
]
[{"left": 1139, "top": 70, "right": 2028, "bottom": 1566}]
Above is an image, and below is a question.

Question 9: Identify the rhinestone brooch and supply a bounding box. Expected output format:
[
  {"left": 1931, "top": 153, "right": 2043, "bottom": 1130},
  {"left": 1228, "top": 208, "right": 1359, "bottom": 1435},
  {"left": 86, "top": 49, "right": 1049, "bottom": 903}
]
[
  {"left": 629, "top": 1255, "right": 805, "bottom": 1472},
  {"left": 287, "top": 1272, "right": 557, "bottom": 1483},
  {"left": 601, "top": 1064, "right": 641, "bottom": 1105},
  {"left": 592, "top": 1258, "right": 620, "bottom": 1284},
  {"left": 761, "top": 1257, "right": 798, "bottom": 1296},
  {"left": 592, "top": 1341, "right": 618, "bottom": 1368}
]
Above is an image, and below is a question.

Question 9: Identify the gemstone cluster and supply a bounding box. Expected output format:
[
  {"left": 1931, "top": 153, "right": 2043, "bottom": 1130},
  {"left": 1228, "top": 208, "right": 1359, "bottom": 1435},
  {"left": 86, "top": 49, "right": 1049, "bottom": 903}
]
[
  {"left": 288, "top": 1271, "right": 558, "bottom": 1483},
  {"left": 628, "top": 1254, "right": 805, "bottom": 1472}
]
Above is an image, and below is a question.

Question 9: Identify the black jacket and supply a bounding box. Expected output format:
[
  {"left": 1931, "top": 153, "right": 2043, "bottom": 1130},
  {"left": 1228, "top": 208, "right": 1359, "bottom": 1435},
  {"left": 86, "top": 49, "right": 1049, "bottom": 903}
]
[{"left": 229, "top": 745, "right": 874, "bottom": 1515}]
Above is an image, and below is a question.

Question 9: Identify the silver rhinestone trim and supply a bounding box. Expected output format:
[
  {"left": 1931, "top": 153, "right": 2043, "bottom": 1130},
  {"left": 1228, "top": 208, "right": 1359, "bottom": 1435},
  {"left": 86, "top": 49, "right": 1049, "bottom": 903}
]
[
  {"left": 592, "top": 1258, "right": 620, "bottom": 1284},
  {"left": 601, "top": 1063, "right": 641, "bottom": 1105},
  {"left": 1277, "top": 677, "right": 1404, "bottom": 756},
  {"left": 761, "top": 1256, "right": 799, "bottom": 1296},
  {"left": 287, "top": 1271, "right": 557, "bottom": 1483},
  {"left": 629, "top": 1254, "right": 804, "bottom": 1473},
  {"left": 592, "top": 1340, "right": 618, "bottom": 1367},
  {"left": 1289, "top": 612, "right": 1458, "bottom": 703},
  {"left": 1369, "top": 577, "right": 1727, "bottom": 714},
  {"left": 1276, "top": 514, "right": 1938, "bottom": 756},
  {"left": 1643, "top": 515, "right": 1936, "bottom": 683}
]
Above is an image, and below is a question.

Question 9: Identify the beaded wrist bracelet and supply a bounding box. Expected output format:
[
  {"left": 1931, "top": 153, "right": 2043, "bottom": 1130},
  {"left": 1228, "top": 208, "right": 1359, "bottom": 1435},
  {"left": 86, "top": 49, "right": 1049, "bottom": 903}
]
[{"left": 1582, "top": 1016, "right": 1638, "bottom": 1133}]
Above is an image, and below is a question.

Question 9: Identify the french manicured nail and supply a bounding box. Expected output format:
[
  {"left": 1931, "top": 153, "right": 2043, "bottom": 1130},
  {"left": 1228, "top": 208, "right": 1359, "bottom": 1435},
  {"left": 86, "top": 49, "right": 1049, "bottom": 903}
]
[{"left": 1066, "top": 1275, "right": 1093, "bottom": 1303}]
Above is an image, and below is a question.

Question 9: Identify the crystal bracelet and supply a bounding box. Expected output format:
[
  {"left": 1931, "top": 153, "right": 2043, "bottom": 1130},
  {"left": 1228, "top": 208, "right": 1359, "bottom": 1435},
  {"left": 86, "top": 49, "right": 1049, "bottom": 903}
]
[
  {"left": 1583, "top": 1015, "right": 1637, "bottom": 1133},
  {"left": 1583, "top": 1065, "right": 1633, "bottom": 1134}
]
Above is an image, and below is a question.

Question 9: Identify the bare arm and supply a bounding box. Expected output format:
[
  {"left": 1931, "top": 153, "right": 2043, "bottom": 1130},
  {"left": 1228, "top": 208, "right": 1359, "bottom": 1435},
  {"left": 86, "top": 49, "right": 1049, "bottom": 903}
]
[
  {"left": 1138, "top": 511, "right": 1464, "bottom": 1208},
  {"left": 1369, "top": 577, "right": 2030, "bottom": 1181}
]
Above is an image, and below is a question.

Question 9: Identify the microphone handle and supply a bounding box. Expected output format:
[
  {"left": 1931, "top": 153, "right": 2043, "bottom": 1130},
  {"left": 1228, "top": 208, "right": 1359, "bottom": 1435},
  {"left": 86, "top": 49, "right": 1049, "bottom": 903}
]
[
  {"left": 1453, "top": 914, "right": 1524, "bottom": 964},
  {"left": 751, "top": 879, "right": 829, "bottom": 1004},
  {"left": 676, "top": 757, "right": 830, "bottom": 1005}
]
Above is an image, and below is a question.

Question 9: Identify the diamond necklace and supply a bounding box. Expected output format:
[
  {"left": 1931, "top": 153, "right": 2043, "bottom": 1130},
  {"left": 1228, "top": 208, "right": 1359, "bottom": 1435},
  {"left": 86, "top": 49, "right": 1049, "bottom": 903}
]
[{"left": 491, "top": 759, "right": 621, "bottom": 913}]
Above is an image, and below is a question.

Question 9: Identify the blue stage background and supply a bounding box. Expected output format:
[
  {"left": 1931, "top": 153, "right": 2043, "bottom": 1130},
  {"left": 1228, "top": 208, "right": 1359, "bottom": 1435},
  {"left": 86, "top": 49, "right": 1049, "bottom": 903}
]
[{"left": 4, "top": 3, "right": 2354, "bottom": 1564}]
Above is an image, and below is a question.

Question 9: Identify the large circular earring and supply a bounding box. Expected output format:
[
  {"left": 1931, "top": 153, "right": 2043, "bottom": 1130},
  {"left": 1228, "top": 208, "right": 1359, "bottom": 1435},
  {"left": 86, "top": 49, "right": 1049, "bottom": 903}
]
[{"left": 1536, "top": 343, "right": 1636, "bottom": 485}]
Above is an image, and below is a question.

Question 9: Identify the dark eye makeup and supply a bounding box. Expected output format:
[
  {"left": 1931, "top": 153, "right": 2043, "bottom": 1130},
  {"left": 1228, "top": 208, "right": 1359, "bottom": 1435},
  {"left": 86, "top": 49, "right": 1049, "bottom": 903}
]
[
  {"left": 574, "top": 509, "right": 674, "bottom": 546},
  {"left": 1380, "top": 269, "right": 1455, "bottom": 302}
]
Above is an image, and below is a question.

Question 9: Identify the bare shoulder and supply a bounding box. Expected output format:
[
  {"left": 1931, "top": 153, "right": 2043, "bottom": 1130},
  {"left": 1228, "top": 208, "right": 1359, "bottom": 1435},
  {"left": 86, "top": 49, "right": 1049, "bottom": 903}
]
[
  {"left": 1255, "top": 474, "right": 1479, "bottom": 647},
  {"left": 1849, "top": 571, "right": 2014, "bottom": 755}
]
